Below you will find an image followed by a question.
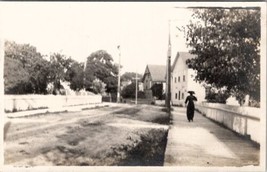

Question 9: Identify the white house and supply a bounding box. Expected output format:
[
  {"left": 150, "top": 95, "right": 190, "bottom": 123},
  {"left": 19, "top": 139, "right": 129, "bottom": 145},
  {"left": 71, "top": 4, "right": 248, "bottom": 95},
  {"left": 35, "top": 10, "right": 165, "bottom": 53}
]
[{"left": 171, "top": 52, "right": 206, "bottom": 106}]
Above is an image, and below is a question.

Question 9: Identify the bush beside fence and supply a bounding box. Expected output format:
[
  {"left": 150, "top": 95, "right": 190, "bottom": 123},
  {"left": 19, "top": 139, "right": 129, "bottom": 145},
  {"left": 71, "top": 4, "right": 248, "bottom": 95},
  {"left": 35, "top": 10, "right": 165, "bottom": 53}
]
[
  {"left": 4, "top": 94, "right": 102, "bottom": 112},
  {"left": 196, "top": 102, "right": 261, "bottom": 144}
]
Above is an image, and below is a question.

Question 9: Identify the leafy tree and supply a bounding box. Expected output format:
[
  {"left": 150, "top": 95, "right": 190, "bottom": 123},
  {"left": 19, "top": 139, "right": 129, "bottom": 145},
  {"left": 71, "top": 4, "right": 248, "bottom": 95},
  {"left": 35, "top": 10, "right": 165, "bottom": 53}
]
[
  {"left": 5, "top": 41, "right": 42, "bottom": 68},
  {"left": 4, "top": 56, "right": 30, "bottom": 94},
  {"left": 185, "top": 8, "right": 260, "bottom": 103},
  {"left": 91, "top": 78, "right": 106, "bottom": 95},
  {"left": 85, "top": 50, "right": 118, "bottom": 94},
  {"left": 48, "top": 53, "right": 73, "bottom": 94},
  {"left": 121, "top": 82, "right": 138, "bottom": 99},
  {"left": 4, "top": 41, "right": 50, "bottom": 94},
  {"left": 205, "top": 87, "right": 230, "bottom": 103},
  {"left": 4, "top": 40, "right": 87, "bottom": 94},
  {"left": 137, "top": 91, "right": 146, "bottom": 99},
  {"left": 65, "top": 61, "right": 84, "bottom": 91},
  {"left": 104, "top": 76, "right": 118, "bottom": 93},
  {"left": 121, "top": 72, "right": 142, "bottom": 82},
  {"left": 151, "top": 83, "right": 163, "bottom": 100},
  {"left": 27, "top": 58, "right": 50, "bottom": 94}
]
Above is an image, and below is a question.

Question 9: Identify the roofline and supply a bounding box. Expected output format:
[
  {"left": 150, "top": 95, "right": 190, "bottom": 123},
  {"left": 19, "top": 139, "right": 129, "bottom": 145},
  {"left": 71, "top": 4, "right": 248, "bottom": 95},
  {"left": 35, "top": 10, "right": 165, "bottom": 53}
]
[
  {"left": 142, "top": 64, "right": 166, "bottom": 82},
  {"left": 171, "top": 51, "right": 196, "bottom": 72},
  {"left": 171, "top": 52, "right": 180, "bottom": 72},
  {"left": 142, "top": 65, "right": 149, "bottom": 82}
]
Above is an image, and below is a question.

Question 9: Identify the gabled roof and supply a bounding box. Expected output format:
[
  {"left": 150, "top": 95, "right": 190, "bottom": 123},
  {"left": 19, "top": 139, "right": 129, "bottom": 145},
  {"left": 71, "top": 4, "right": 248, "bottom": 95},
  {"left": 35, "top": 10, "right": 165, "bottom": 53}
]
[
  {"left": 142, "top": 65, "right": 166, "bottom": 82},
  {"left": 171, "top": 52, "right": 196, "bottom": 71}
]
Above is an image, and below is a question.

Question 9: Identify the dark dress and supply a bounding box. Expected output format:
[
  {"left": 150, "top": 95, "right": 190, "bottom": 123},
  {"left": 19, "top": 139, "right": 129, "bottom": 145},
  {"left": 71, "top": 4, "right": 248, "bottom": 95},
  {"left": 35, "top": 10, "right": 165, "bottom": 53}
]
[{"left": 185, "top": 95, "right": 197, "bottom": 121}]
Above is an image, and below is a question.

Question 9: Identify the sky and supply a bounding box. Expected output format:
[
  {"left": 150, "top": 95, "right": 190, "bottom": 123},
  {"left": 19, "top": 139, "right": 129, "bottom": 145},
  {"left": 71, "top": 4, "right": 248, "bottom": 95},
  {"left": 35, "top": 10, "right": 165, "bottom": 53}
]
[{"left": 0, "top": 2, "right": 194, "bottom": 74}]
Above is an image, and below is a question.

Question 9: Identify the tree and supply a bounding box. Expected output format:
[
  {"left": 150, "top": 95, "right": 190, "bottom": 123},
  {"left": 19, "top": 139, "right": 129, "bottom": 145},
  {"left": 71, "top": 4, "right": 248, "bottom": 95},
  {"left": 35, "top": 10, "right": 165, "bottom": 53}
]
[
  {"left": 121, "top": 82, "right": 137, "bottom": 99},
  {"left": 185, "top": 8, "right": 260, "bottom": 103},
  {"left": 27, "top": 57, "right": 50, "bottom": 94},
  {"left": 85, "top": 50, "right": 118, "bottom": 94},
  {"left": 121, "top": 82, "right": 145, "bottom": 99},
  {"left": 48, "top": 53, "right": 73, "bottom": 94},
  {"left": 5, "top": 41, "right": 42, "bottom": 68},
  {"left": 91, "top": 78, "right": 106, "bottom": 95},
  {"left": 151, "top": 83, "right": 163, "bottom": 100},
  {"left": 121, "top": 72, "right": 142, "bottom": 82},
  {"left": 205, "top": 87, "right": 230, "bottom": 103},
  {"left": 65, "top": 61, "right": 84, "bottom": 91},
  {"left": 4, "top": 41, "right": 50, "bottom": 94},
  {"left": 4, "top": 40, "right": 87, "bottom": 94},
  {"left": 4, "top": 56, "right": 30, "bottom": 94}
]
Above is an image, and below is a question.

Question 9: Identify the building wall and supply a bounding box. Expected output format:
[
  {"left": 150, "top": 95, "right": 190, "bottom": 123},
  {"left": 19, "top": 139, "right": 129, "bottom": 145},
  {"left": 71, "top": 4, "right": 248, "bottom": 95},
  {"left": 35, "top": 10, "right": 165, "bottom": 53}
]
[
  {"left": 171, "top": 57, "right": 188, "bottom": 106},
  {"left": 187, "top": 69, "right": 206, "bottom": 104},
  {"left": 143, "top": 73, "right": 151, "bottom": 90},
  {"left": 143, "top": 66, "right": 166, "bottom": 98},
  {"left": 171, "top": 57, "right": 206, "bottom": 106},
  {"left": 143, "top": 73, "right": 165, "bottom": 94}
]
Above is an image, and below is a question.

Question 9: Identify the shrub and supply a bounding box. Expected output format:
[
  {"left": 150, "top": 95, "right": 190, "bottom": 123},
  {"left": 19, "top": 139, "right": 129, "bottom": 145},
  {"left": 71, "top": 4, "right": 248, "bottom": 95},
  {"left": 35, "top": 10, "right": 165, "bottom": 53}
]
[{"left": 205, "top": 89, "right": 230, "bottom": 103}]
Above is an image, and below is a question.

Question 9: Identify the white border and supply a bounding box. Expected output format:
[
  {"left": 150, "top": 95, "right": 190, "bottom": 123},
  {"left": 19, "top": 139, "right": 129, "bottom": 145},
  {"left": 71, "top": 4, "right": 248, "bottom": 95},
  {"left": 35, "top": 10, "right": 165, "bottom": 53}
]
[{"left": 0, "top": 1, "right": 266, "bottom": 172}]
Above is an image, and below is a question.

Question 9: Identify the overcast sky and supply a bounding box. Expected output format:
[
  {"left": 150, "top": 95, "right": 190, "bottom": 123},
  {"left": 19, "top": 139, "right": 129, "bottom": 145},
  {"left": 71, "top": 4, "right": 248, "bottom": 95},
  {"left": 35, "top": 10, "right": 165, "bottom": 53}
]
[
  {"left": 0, "top": 2, "right": 196, "bottom": 74},
  {"left": 0, "top": 3, "right": 204, "bottom": 74}
]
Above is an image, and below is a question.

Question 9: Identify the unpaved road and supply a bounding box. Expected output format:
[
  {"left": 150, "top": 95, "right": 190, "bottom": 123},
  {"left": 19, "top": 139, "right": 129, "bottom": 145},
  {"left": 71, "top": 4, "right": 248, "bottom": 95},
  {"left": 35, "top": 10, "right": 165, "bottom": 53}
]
[{"left": 4, "top": 104, "right": 169, "bottom": 166}]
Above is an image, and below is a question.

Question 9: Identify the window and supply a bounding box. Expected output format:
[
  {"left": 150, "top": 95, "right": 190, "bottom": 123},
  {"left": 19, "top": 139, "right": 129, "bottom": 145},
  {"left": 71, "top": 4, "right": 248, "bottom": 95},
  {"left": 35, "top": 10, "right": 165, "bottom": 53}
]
[
  {"left": 182, "top": 93, "right": 184, "bottom": 99},
  {"left": 175, "top": 77, "right": 177, "bottom": 83},
  {"left": 178, "top": 76, "right": 180, "bottom": 82},
  {"left": 183, "top": 75, "right": 185, "bottom": 82},
  {"left": 178, "top": 91, "right": 181, "bottom": 100},
  {"left": 175, "top": 93, "right": 177, "bottom": 99}
]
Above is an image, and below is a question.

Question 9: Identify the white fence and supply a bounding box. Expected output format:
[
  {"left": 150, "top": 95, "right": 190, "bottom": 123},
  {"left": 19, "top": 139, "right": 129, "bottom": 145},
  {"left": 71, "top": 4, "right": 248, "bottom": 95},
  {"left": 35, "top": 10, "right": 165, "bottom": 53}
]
[
  {"left": 4, "top": 94, "right": 102, "bottom": 112},
  {"left": 196, "top": 102, "right": 261, "bottom": 144}
]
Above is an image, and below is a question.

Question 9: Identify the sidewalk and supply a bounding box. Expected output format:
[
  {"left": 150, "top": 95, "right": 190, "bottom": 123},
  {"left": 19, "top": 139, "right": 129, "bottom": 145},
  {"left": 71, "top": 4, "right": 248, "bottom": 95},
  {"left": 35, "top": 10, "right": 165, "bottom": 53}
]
[{"left": 164, "top": 107, "right": 259, "bottom": 167}]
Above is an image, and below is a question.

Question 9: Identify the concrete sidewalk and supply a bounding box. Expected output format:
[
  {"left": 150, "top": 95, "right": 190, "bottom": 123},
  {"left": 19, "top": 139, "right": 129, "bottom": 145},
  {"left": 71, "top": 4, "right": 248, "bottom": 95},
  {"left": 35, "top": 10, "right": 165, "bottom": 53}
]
[{"left": 164, "top": 107, "right": 259, "bottom": 167}]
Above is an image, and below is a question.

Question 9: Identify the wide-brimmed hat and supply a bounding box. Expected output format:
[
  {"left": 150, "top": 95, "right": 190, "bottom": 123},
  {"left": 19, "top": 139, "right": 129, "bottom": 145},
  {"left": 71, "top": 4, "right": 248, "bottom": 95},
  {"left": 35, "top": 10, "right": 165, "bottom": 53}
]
[{"left": 188, "top": 91, "right": 195, "bottom": 94}]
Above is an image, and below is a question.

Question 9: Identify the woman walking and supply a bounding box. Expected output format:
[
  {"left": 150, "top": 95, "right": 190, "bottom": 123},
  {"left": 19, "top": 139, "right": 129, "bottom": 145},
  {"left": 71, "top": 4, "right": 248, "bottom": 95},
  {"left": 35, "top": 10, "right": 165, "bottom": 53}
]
[{"left": 185, "top": 91, "right": 197, "bottom": 122}]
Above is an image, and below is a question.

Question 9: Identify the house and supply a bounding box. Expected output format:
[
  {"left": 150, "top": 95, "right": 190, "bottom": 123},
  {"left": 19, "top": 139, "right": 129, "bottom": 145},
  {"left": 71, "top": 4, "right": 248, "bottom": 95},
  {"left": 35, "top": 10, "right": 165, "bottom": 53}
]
[
  {"left": 171, "top": 52, "right": 206, "bottom": 106},
  {"left": 142, "top": 65, "right": 166, "bottom": 99}
]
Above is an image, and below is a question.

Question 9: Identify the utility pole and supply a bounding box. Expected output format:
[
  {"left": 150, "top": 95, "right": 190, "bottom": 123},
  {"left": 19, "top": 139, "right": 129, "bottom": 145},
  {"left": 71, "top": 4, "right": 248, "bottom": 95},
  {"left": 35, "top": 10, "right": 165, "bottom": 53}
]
[
  {"left": 165, "top": 20, "right": 171, "bottom": 113},
  {"left": 117, "top": 45, "right": 121, "bottom": 103},
  {"left": 135, "top": 71, "right": 139, "bottom": 105},
  {"left": 83, "top": 58, "right": 87, "bottom": 90}
]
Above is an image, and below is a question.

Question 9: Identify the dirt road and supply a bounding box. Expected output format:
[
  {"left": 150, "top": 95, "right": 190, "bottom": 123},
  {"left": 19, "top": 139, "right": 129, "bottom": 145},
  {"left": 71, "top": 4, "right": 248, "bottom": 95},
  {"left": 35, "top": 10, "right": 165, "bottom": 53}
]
[{"left": 4, "top": 104, "right": 169, "bottom": 166}]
